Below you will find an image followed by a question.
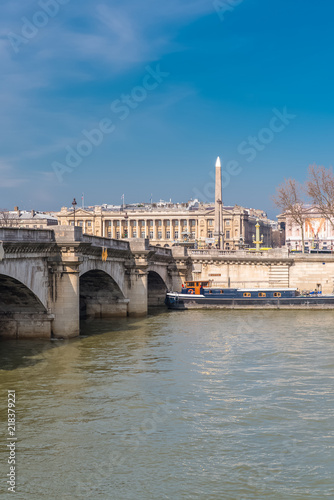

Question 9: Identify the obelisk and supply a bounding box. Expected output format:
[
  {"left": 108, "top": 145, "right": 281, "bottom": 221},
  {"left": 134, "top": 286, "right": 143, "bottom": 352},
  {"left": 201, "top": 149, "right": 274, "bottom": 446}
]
[{"left": 214, "top": 156, "right": 223, "bottom": 249}]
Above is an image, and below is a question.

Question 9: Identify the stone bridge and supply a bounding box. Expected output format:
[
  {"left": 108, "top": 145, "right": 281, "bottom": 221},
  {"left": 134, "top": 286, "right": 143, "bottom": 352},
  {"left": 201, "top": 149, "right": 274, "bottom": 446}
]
[{"left": 0, "top": 227, "right": 182, "bottom": 339}]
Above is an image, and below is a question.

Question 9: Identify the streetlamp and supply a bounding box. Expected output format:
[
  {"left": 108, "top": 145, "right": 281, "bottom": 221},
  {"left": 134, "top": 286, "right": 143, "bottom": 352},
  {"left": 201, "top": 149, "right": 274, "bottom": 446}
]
[{"left": 72, "top": 198, "right": 77, "bottom": 227}]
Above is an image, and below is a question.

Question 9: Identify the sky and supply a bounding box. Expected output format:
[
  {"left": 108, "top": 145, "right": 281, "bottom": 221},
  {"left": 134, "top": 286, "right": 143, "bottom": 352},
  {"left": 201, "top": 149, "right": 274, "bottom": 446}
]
[{"left": 1, "top": 0, "right": 334, "bottom": 218}]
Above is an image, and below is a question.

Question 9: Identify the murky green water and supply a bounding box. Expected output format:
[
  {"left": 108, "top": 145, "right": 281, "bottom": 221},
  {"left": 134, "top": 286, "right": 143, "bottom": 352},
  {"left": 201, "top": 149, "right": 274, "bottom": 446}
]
[{"left": 0, "top": 309, "right": 333, "bottom": 499}]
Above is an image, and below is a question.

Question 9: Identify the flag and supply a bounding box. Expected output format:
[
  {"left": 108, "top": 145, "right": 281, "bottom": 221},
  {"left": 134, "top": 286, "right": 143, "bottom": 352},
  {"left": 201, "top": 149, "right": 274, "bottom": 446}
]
[{"left": 102, "top": 247, "right": 108, "bottom": 262}]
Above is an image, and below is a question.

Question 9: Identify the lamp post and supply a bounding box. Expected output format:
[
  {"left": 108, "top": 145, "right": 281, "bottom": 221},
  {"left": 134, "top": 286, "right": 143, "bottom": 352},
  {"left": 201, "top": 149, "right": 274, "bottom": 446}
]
[{"left": 72, "top": 198, "right": 77, "bottom": 227}]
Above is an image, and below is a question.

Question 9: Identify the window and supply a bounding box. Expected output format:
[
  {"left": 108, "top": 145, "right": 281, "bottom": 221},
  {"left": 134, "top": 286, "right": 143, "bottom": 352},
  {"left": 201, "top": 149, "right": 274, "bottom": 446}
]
[
  {"left": 70, "top": 221, "right": 74, "bottom": 226},
  {"left": 158, "top": 231, "right": 162, "bottom": 239},
  {"left": 175, "top": 231, "right": 179, "bottom": 239},
  {"left": 208, "top": 231, "right": 213, "bottom": 238},
  {"left": 87, "top": 221, "right": 92, "bottom": 227},
  {"left": 141, "top": 220, "right": 145, "bottom": 227},
  {"left": 190, "top": 219, "right": 196, "bottom": 226},
  {"left": 78, "top": 221, "right": 83, "bottom": 227},
  {"left": 150, "top": 220, "right": 154, "bottom": 226},
  {"left": 258, "top": 292, "right": 266, "bottom": 297},
  {"left": 149, "top": 230, "right": 153, "bottom": 239},
  {"left": 220, "top": 290, "right": 224, "bottom": 294},
  {"left": 191, "top": 232, "right": 195, "bottom": 239},
  {"left": 133, "top": 221, "right": 137, "bottom": 227},
  {"left": 166, "top": 220, "right": 170, "bottom": 226},
  {"left": 116, "top": 232, "right": 120, "bottom": 239},
  {"left": 243, "top": 293, "right": 251, "bottom": 297},
  {"left": 166, "top": 231, "right": 170, "bottom": 239},
  {"left": 226, "top": 230, "right": 230, "bottom": 239},
  {"left": 273, "top": 292, "right": 281, "bottom": 297},
  {"left": 141, "top": 231, "right": 145, "bottom": 238},
  {"left": 108, "top": 220, "right": 112, "bottom": 226},
  {"left": 208, "top": 219, "right": 213, "bottom": 226},
  {"left": 158, "top": 220, "right": 162, "bottom": 226},
  {"left": 116, "top": 220, "right": 120, "bottom": 226},
  {"left": 107, "top": 231, "right": 111, "bottom": 237},
  {"left": 174, "top": 220, "right": 179, "bottom": 226},
  {"left": 133, "top": 231, "right": 137, "bottom": 238},
  {"left": 225, "top": 220, "right": 231, "bottom": 226}
]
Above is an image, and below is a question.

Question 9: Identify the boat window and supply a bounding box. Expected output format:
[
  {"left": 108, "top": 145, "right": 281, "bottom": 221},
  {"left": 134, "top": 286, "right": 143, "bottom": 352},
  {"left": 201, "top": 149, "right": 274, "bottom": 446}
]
[
  {"left": 209, "top": 290, "right": 212, "bottom": 294},
  {"left": 273, "top": 292, "right": 281, "bottom": 297},
  {"left": 243, "top": 292, "right": 251, "bottom": 297},
  {"left": 258, "top": 292, "right": 266, "bottom": 297},
  {"left": 187, "top": 282, "right": 195, "bottom": 287},
  {"left": 220, "top": 290, "right": 224, "bottom": 294}
]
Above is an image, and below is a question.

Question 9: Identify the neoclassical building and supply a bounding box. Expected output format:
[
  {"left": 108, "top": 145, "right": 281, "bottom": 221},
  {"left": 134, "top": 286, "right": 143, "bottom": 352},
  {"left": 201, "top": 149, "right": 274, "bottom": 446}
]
[
  {"left": 279, "top": 205, "right": 334, "bottom": 251},
  {"left": 56, "top": 202, "right": 272, "bottom": 249}
]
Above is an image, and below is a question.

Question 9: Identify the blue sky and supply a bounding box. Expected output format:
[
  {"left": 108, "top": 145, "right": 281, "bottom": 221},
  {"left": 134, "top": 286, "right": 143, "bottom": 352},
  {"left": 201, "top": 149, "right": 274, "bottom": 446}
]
[{"left": 1, "top": 0, "right": 334, "bottom": 217}]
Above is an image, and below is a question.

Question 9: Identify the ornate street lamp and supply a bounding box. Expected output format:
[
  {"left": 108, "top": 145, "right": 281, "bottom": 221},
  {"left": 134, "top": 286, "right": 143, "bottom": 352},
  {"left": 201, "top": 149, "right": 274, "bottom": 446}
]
[{"left": 72, "top": 198, "right": 77, "bottom": 227}]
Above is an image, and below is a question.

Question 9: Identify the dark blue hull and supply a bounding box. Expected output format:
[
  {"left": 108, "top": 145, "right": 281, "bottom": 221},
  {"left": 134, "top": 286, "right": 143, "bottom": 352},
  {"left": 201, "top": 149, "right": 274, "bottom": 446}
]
[{"left": 165, "top": 293, "right": 334, "bottom": 310}]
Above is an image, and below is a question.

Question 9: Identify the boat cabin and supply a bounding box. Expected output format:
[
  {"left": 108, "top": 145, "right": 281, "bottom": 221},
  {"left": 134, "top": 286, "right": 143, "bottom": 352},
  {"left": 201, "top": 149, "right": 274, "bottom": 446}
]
[
  {"left": 183, "top": 281, "right": 209, "bottom": 295},
  {"left": 182, "top": 281, "right": 297, "bottom": 299}
]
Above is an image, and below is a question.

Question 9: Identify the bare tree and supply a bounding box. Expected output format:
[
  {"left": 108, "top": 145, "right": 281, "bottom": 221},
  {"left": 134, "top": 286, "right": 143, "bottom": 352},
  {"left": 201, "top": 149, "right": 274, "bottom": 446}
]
[
  {"left": 273, "top": 178, "right": 306, "bottom": 253},
  {"left": 0, "top": 210, "right": 19, "bottom": 227},
  {"left": 306, "top": 164, "right": 334, "bottom": 227}
]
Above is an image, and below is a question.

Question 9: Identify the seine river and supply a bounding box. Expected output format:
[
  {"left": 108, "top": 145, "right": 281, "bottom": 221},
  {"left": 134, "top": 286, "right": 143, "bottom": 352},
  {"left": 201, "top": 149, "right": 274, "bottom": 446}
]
[{"left": 1, "top": 309, "right": 333, "bottom": 499}]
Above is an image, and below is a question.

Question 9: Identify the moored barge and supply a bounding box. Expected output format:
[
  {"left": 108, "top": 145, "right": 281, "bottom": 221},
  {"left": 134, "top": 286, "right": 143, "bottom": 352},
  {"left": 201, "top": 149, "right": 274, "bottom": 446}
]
[{"left": 165, "top": 281, "right": 334, "bottom": 310}]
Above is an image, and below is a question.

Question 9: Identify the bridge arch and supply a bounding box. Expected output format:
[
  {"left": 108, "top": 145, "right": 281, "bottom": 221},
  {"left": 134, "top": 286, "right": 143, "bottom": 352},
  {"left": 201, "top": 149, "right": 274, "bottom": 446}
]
[
  {"left": 0, "top": 274, "right": 51, "bottom": 338},
  {"left": 147, "top": 270, "right": 168, "bottom": 307},
  {"left": 80, "top": 269, "right": 128, "bottom": 319}
]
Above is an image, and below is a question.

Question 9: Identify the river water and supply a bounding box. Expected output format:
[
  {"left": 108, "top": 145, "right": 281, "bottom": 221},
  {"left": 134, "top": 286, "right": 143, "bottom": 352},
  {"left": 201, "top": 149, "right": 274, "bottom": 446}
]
[{"left": 0, "top": 309, "right": 333, "bottom": 499}]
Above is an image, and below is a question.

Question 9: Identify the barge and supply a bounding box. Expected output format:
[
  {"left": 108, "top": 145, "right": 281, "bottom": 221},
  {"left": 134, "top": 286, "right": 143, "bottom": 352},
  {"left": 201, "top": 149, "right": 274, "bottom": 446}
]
[{"left": 165, "top": 281, "right": 334, "bottom": 310}]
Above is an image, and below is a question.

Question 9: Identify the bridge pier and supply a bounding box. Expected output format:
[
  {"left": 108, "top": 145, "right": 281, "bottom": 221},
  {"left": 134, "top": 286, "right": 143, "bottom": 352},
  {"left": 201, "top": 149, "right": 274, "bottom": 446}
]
[
  {"left": 126, "top": 269, "right": 148, "bottom": 317},
  {"left": 0, "top": 313, "right": 53, "bottom": 339},
  {"left": 83, "top": 298, "right": 129, "bottom": 319},
  {"left": 49, "top": 260, "right": 80, "bottom": 339}
]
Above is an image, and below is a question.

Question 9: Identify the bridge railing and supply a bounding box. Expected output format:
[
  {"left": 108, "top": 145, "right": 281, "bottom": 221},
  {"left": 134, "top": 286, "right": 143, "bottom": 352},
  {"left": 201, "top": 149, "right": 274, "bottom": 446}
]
[
  {"left": 82, "top": 234, "right": 130, "bottom": 250},
  {"left": 0, "top": 227, "right": 55, "bottom": 242},
  {"left": 149, "top": 245, "right": 172, "bottom": 257},
  {"left": 188, "top": 248, "right": 289, "bottom": 258}
]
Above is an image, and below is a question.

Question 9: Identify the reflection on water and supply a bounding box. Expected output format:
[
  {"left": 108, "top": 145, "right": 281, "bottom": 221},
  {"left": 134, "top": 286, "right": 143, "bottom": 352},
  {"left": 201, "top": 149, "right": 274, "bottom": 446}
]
[{"left": 0, "top": 309, "right": 333, "bottom": 499}]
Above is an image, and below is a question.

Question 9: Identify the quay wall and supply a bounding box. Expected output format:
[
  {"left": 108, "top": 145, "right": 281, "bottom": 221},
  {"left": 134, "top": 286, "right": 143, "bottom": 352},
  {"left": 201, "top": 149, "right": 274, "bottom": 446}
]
[{"left": 183, "top": 250, "right": 334, "bottom": 294}]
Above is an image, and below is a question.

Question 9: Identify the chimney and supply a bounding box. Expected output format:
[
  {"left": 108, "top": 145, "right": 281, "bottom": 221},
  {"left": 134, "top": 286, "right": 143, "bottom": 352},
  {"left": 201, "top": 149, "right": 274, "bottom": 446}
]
[
  {"left": 14, "top": 206, "right": 20, "bottom": 216},
  {"left": 31, "top": 210, "right": 35, "bottom": 218}
]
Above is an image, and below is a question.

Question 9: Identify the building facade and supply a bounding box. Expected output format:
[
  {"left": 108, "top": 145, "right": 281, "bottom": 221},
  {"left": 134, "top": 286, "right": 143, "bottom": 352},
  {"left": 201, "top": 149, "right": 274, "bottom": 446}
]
[
  {"left": 0, "top": 208, "right": 58, "bottom": 229},
  {"left": 279, "top": 206, "right": 334, "bottom": 251},
  {"left": 56, "top": 202, "right": 272, "bottom": 249}
]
